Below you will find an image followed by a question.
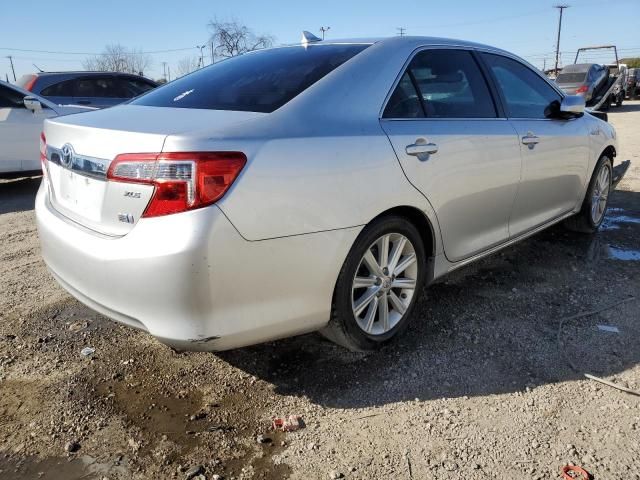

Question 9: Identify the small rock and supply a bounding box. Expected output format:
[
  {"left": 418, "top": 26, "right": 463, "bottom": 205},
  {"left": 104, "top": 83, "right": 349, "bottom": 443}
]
[
  {"left": 329, "top": 471, "right": 344, "bottom": 479},
  {"left": 256, "top": 434, "right": 271, "bottom": 444},
  {"left": 65, "top": 441, "right": 80, "bottom": 453},
  {"left": 211, "top": 475, "right": 223, "bottom": 480},
  {"left": 185, "top": 464, "right": 204, "bottom": 480}
]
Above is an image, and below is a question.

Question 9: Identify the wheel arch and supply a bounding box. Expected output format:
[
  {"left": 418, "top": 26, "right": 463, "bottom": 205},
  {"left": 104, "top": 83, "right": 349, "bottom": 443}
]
[{"left": 368, "top": 205, "right": 437, "bottom": 284}]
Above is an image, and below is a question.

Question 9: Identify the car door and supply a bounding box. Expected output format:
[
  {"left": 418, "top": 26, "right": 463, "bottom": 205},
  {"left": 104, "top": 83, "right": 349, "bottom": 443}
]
[
  {"left": 381, "top": 48, "right": 522, "bottom": 262},
  {"left": 480, "top": 53, "right": 589, "bottom": 237},
  {"left": 0, "top": 84, "right": 55, "bottom": 173}
]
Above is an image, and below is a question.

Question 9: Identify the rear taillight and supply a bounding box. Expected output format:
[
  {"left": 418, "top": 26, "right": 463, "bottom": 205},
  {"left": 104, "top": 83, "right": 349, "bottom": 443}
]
[
  {"left": 23, "top": 75, "right": 37, "bottom": 92},
  {"left": 39, "top": 132, "right": 47, "bottom": 177},
  {"left": 576, "top": 85, "right": 589, "bottom": 94},
  {"left": 107, "top": 152, "right": 246, "bottom": 218}
]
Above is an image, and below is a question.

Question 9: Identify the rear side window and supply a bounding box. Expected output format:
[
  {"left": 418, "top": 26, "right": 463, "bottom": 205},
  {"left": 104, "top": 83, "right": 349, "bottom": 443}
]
[
  {"left": 556, "top": 72, "right": 587, "bottom": 83},
  {"left": 41, "top": 79, "right": 76, "bottom": 97},
  {"left": 383, "top": 72, "right": 424, "bottom": 118},
  {"left": 76, "top": 77, "right": 122, "bottom": 98},
  {"left": 132, "top": 44, "right": 369, "bottom": 113},
  {"left": 384, "top": 49, "right": 496, "bottom": 119},
  {"left": 482, "top": 53, "right": 561, "bottom": 119}
]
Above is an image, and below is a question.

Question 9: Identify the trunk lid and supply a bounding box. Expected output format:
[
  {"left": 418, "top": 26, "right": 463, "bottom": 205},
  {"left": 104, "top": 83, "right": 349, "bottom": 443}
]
[{"left": 44, "top": 105, "right": 264, "bottom": 236}]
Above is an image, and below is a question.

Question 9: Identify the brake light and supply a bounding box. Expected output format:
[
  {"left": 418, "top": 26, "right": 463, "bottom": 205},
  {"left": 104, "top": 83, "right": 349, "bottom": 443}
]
[
  {"left": 23, "top": 75, "right": 37, "bottom": 92},
  {"left": 39, "top": 132, "right": 47, "bottom": 177},
  {"left": 576, "top": 85, "right": 589, "bottom": 94},
  {"left": 107, "top": 152, "right": 246, "bottom": 218}
]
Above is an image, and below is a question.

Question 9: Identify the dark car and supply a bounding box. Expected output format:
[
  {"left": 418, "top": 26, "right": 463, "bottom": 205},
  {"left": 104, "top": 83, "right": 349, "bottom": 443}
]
[
  {"left": 628, "top": 68, "right": 640, "bottom": 99},
  {"left": 555, "top": 63, "right": 608, "bottom": 102},
  {"left": 17, "top": 72, "right": 158, "bottom": 109}
]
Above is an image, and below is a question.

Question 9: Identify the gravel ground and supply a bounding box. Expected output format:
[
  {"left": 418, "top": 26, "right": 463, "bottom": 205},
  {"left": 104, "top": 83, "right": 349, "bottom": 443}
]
[{"left": 1, "top": 101, "right": 639, "bottom": 480}]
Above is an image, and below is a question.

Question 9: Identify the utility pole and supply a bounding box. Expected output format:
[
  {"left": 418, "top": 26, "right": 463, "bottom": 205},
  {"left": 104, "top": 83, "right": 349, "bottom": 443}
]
[
  {"left": 210, "top": 42, "right": 215, "bottom": 64},
  {"left": 397, "top": 27, "right": 406, "bottom": 37},
  {"left": 167, "top": 66, "right": 171, "bottom": 82},
  {"left": 553, "top": 5, "right": 569, "bottom": 75},
  {"left": 6, "top": 56, "right": 16, "bottom": 82},
  {"left": 196, "top": 45, "right": 206, "bottom": 68},
  {"left": 319, "top": 26, "right": 330, "bottom": 40},
  {"left": 162, "top": 62, "right": 167, "bottom": 82}
]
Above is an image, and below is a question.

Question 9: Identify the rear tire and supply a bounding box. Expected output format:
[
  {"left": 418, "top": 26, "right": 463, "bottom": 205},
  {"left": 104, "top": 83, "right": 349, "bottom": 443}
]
[
  {"left": 564, "top": 155, "right": 613, "bottom": 233},
  {"left": 321, "top": 216, "right": 426, "bottom": 351}
]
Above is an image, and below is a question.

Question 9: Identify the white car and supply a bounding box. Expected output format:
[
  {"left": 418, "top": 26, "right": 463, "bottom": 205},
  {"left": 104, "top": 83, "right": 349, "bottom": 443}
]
[{"left": 0, "top": 80, "right": 90, "bottom": 176}]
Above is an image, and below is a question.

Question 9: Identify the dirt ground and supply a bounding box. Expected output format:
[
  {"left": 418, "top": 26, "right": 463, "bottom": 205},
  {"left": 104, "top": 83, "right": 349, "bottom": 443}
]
[{"left": 1, "top": 102, "right": 639, "bottom": 480}]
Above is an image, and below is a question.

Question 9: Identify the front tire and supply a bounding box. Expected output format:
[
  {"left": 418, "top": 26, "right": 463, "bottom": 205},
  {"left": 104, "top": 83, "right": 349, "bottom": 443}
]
[
  {"left": 564, "top": 155, "right": 613, "bottom": 233},
  {"left": 321, "top": 216, "right": 426, "bottom": 351}
]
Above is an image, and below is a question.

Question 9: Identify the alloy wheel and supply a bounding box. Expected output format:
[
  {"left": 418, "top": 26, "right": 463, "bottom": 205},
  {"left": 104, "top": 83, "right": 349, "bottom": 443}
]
[
  {"left": 351, "top": 233, "right": 418, "bottom": 335},
  {"left": 591, "top": 164, "right": 611, "bottom": 224}
]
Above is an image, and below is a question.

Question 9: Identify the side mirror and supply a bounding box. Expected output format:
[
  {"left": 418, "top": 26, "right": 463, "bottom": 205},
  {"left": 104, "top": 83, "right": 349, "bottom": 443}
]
[
  {"left": 23, "top": 96, "right": 42, "bottom": 113},
  {"left": 560, "top": 95, "right": 585, "bottom": 115}
]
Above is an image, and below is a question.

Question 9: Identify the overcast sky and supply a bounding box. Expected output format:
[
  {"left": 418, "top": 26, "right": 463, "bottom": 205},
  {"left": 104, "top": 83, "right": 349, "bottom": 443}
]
[{"left": 2, "top": 0, "right": 639, "bottom": 81}]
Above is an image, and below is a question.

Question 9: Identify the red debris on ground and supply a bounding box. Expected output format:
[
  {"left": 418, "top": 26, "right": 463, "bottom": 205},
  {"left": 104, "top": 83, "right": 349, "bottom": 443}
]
[
  {"left": 561, "top": 465, "right": 591, "bottom": 480},
  {"left": 272, "top": 415, "right": 304, "bottom": 432}
]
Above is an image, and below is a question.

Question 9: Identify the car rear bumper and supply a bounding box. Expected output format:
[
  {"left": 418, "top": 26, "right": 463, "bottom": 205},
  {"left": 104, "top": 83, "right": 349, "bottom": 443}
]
[{"left": 35, "top": 183, "right": 360, "bottom": 350}]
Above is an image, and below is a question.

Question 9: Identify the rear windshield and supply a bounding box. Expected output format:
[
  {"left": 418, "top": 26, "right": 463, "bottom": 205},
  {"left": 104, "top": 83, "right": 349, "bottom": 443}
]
[
  {"left": 556, "top": 72, "right": 587, "bottom": 84},
  {"left": 132, "top": 44, "right": 370, "bottom": 113}
]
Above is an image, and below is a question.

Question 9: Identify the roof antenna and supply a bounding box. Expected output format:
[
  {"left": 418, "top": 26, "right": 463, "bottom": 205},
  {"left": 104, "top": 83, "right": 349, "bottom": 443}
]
[
  {"left": 32, "top": 63, "right": 44, "bottom": 73},
  {"left": 301, "top": 31, "right": 322, "bottom": 46}
]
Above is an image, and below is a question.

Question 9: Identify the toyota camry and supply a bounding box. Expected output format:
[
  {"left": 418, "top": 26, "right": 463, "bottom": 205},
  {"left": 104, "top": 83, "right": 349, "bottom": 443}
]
[{"left": 36, "top": 34, "right": 628, "bottom": 351}]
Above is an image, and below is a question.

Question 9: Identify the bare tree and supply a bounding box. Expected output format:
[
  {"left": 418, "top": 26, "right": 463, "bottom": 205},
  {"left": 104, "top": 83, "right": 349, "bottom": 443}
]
[
  {"left": 83, "top": 44, "right": 152, "bottom": 76},
  {"left": 208, "top": 19, "right": 274, "bottom": 59},
  {"left": 176, "top": 56, "right": 200, "bottom": 78}
]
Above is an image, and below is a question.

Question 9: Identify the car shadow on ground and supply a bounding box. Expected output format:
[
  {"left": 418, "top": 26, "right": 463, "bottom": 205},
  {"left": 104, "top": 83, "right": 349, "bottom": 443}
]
[
  {"left": 218, "top": 189, "right": 640, "bottom": 409},
  {"left": 0, "top": 176, "right": 41, "bottom": 215},
  {"left": 610, "top": 102, "right": 640, "bottom": 113}
]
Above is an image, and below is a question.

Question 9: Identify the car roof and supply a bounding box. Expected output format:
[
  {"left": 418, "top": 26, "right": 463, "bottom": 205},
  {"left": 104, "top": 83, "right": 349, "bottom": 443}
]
[{"left": 284, "top": 35, "right": 510, "bottom": 54}]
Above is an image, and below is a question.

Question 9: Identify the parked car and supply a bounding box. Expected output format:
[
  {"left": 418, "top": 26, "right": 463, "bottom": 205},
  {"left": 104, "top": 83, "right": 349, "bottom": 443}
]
[
  {"left": 37, "top": 36, "right": 625, "bottom": 352},
  {"left": 0, "top": 80, "right": 91, "bottom": 177},
  {"left": 627, "top": 68, "right": 640, "bottom": 98},
  {"left": 17, "top": 72, "right": 157, "bottom": 109},
  {"left": 555, "top": 63, "right": 608, "bottom": 102}
]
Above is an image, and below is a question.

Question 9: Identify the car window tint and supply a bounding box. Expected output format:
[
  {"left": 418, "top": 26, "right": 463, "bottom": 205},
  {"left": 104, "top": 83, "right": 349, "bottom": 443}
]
[
  {"left": 406, "top": 49, "right": 496, "bottom": 118},
  {"left": 119, "top": 78, "right": 155, "bottom": 97},
  {"left": 383, "top": 72, "right": 424, "bottom": 118},
  {"left": 41, "top": 79, "right": 76, "bottom": 97},
  {"left": 131, "top": 44, "right": 369, "bottom": 113},
  {"left": 482, "top": 53, "right": 561, "bottom": 119},
  {"left": 0, "top": 85, "right": 26, "bottom": 108},
  {"left": 556, "top": 72, "right": 587, "bottom": 83},
  {"left": 76, "top": 77, "right": 122, "bottom": 98}
]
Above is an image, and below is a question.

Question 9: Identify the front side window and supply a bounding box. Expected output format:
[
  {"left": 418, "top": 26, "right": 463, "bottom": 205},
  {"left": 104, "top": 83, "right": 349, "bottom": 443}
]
[
  {"left": 384, "top": 49, "right": 496, "bottom": 119},
  {"left": 482, "top": 53, "right": 561, "bottom": 119},
  {"left": 132, "top": 44, "right": 369, "bottom": 113}
]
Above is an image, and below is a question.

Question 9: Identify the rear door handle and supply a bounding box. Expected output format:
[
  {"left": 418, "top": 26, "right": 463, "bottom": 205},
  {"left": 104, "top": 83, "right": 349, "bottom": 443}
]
[
  {"left": 521, "top": 134, "right": 539, "bottom": 148},
  {"left": 406, "top": 142, "right": 438, "bottom": 157}
]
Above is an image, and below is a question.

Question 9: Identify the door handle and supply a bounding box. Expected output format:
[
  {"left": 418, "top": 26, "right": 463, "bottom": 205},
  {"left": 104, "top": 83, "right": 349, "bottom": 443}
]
[
  {"left": 76, "top": 100, "right": 91, "bottom": 105},
  {"left": 406, "top": 141, "right": 438, "bottom": 157},
  {"left": 521, "top": 134, "right": 539, "bottom": 149}
]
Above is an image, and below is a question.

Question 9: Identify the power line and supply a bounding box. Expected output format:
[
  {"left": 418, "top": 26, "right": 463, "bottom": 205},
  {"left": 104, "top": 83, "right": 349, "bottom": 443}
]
[{"left": 0, "top": 46, "right": 195, "bottom": 56}]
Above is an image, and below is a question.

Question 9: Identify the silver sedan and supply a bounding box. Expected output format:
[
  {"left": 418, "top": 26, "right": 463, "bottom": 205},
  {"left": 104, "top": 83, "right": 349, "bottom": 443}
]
[{"left": 36, "top": 35, "right": 625, "bottom": 351}]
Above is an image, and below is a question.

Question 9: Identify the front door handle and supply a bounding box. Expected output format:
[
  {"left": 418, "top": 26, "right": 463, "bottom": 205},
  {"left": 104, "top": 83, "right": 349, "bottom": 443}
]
[
  {"left": 521, "top": 133, "right": 539, "bottom": 148},
  {"left": 406, "top": 141, "right": 438, "bottom": 157}
]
